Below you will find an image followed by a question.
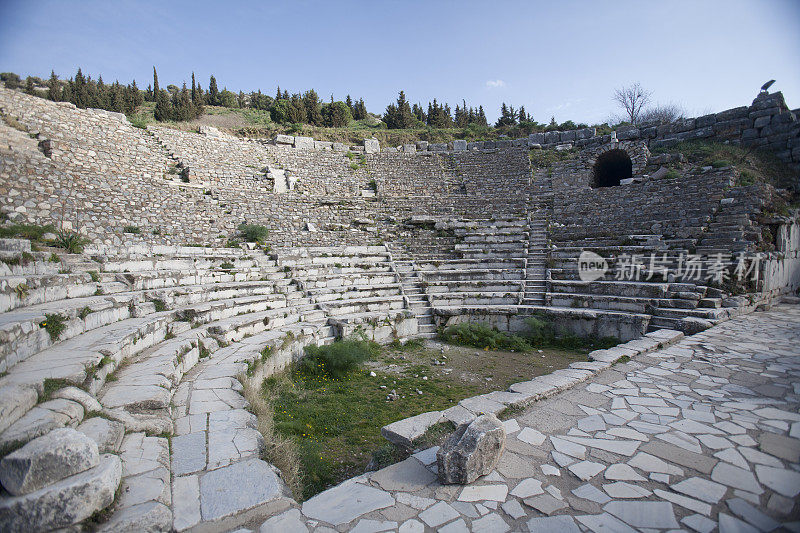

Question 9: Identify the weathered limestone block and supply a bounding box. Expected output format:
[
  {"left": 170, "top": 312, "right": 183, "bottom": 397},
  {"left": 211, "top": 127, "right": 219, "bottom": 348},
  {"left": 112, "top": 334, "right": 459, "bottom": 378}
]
[
  {"left": 52, "top": 386, "right": 103, "bottom": 413},
  {"left": 76, "top": 417, "right": 125, "bottom": 453},
  {"left": 437, "top": 413, "right": 506, "bottom": 485},
  {"left": 452, "top": 140, "right": 467, "bottom": 151},
  {"left": 0, "top": 454, "right": 121, "bottom": 533},
  {"left": 0, "top": 428, "right": 99, "bottom": 496},
  {"left": 364, "top": 138, "right": 380, "bottom": 154},
  {"left": 381, "top": 411, "right": 444, "bottom": 449},
  {"left": 274, "top": 134, "right": 294, "bottom": 145},
  {"left": 294, "top": 136, "right": 314, "bottom": 149},
  {"left": 0, "top": 399, "right": 85, "bottom": 455},
  {"left": 0, "top": 384, "right": 38, "bottom": 434}
]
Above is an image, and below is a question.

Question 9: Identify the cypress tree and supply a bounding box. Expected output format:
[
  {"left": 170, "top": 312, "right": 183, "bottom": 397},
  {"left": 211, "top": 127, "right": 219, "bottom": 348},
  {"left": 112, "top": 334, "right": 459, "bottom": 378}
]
[
  {"left": 153, "top": 67, "right": 159, "bottom": 93},
  {"left": 345, "top": 94, "right": 353, "bottom": 113},
  {"left": 73, "top": 68, "right": 88, "bottom": 108},
  {"left": 208, "top": 75, "right": 219, "bottom": 106},
  {"left": 303, "top": 89, "right": 323, "bottom": 126},
  {"left": 275, "top": 85, "right": 282, "bottom": 101},
  {"left": 191, "top": 72, "right": 197, "bottom": 103},
  {"left": 286, "top": 94, "right": 307, "bottom": 123},
  {"left": 47, "top": 71, "right": 61, "bottom": 101},
  {"left": 353, "top": 99, "right": 367, "bottom": 120}
]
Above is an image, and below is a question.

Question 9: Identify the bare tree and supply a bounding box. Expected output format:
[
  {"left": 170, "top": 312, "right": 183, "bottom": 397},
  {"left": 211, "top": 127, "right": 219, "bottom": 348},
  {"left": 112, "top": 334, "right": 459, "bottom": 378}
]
[
  {"left": 613, "top": 82, "right": 652, "bottom": 125},
  {"left": 639, "top": 102, "right": 686, "bottom": 124}
]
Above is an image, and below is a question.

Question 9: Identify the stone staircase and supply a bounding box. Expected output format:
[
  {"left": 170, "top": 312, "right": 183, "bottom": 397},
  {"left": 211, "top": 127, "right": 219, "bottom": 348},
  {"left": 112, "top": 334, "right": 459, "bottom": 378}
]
[{"left": 387, "top": 244, "right": 437, "bottom": 339}]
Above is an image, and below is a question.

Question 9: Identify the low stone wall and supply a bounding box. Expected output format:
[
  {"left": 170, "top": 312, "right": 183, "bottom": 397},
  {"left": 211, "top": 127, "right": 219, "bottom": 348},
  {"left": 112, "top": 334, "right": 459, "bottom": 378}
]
[{"left": 433, "top": 306, "right": 650, "bottom": 342}]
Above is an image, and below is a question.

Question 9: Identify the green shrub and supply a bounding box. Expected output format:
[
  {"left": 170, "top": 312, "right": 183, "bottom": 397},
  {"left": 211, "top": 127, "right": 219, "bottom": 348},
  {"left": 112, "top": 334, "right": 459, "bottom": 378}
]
[
  {"left": 48, "top": 252, "right": 60, "bottom": 263},
  {"left": 41, "top": 313, "right": 67, "bottom": 341},
  {"left": 151, "top": 299, "right": 167, "bottom": 312},
  {"left": 88, "top": 270, "right": 100, "bottom": 282},
  {"left": 711, "top": 159, "right": 731, "bottom": 168},
  {"left": 78, "top": 306, "right": 92, "bottom": 320},
  {"left": 737, "top": 170, "right": 756, "bottom": 187},
  {"left": 664, "top": 169, "right": 680, "bottom": 179},
  {"left": 128, "top": 115, "right": 148, "bottom": 129},
  {"left": 238, "top": 223, "right": 268, "bottom": 243},
  {"left": 297, "top": 338, "right": 379, "bottom": 380},
  {"left": 220, "top": 261, "right": 234, "bottom": 270},
  {"left": 53, "top": 231, "right": 88, "bottom": 254},
  {"left": 439, "top": 322, "right": 532, "bottom": 352},
  {"left": 123, "top": 225, "right": 140, "bottom": 234}
]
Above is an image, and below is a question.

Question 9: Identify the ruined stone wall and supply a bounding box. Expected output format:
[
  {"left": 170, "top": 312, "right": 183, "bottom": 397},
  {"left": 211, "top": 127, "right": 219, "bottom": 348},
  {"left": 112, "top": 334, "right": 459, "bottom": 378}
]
[
  {"left": 0, "top": 87, "right": 532, "bottom": 249},
  {"left": 549, "top": 161, "right": 736, "bottom": 248},
  {"left": 619, "top": 92, "right": 800, "bottom": 172}
]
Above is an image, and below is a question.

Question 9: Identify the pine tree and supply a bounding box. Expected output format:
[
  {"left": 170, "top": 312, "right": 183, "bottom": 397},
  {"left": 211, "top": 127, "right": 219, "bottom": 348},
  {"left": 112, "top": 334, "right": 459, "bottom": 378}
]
[
  {"left": 345, "top": 94, "right": 353, "bottom": 114},
  {"left": 286, "top": 94, "right": 307, "bottom": 123},
  {"left": 478, "top": 106, "right": 487, "bottom": 126},
  {"left": 153, "top": 67, "right": 159, "bottom": 93},
  {"left": 208, "top": 75, "right": 219, "bottom": 106},
  {"left": 412, "top": 103, "right": 426, "bottom": 123},
  {"left": 383, "top": 91, "right": 414, "bottom": 129},
  {"left": 352, "top": 98, "right": 367, "bottom": 120},
  {"left": 238, "top": 90, "right": 246, "bottom": 108},
  {"left": 154, "top": 89, "right": 172, "bottom": 121},
  {"left": 275, "top": 85, "right": 282, "bottom": 101},
  {"left": 47, "top": 71, "right": 61, "bottom": 101},
  {"left": 303, "top": 89, "right": 323, "bottom": 126},
  {"left": 73, "top": 68, "right": 88, "bottom": 108},
  {"left": 322, "top": 101, "right": 352, "bottom": 127}
]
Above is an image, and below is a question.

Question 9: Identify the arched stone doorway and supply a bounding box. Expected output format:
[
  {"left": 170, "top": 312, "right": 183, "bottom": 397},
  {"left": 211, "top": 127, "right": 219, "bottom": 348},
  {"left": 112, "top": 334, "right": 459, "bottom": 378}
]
[{"left": 591, "top": 149, "right": 632, "bottom": 188}]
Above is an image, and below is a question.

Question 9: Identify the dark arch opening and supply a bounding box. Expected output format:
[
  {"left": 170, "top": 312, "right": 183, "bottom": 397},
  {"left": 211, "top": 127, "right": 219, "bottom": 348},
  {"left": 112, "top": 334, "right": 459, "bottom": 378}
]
[{"left": 592, "top": 149, "right": 632, "bottom": 188}]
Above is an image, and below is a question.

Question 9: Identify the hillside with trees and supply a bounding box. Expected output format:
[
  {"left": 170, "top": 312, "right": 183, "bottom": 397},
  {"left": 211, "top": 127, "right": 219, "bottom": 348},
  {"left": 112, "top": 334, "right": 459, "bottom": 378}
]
[{"left": 3, "top": 69, "right": 675, "bottom": 145}]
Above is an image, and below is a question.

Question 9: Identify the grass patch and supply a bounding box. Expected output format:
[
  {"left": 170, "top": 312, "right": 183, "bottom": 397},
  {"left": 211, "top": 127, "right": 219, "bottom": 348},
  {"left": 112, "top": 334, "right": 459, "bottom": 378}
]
[
  {"left": 652, "top": 140, "right": 796, "bottom": 191},
  {"left": 297, "top": 338, "right": 380, "bottom": 380},
  {"left": 41, "top": 378, "right": 73, "bottom": 401},
  {"left": 262, "top": 333, "right": 590, "bottom": 500},
  {"left": 41, "top": 313, "right": 67, "bottom": 342},
  {"left": 0, "top": 223, "right": 55, "bottom": 241},
  {"left": 529, "top": 147, "right": 578, "bottom": 168}
]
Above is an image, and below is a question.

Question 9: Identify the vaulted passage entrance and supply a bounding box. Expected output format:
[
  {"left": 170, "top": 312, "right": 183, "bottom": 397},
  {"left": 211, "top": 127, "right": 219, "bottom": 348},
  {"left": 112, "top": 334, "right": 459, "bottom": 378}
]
[{"left": 592, "top": 149, "right": 632, "bottom": 188}]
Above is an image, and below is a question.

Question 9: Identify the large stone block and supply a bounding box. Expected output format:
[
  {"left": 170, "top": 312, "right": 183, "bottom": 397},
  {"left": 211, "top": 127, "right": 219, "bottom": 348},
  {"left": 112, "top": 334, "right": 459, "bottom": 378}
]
[
  {"left": 528, "top": 132, "right": 545, "bottom": 144},
  {"left": 294, "top": 136, "right": 314, "bottom": 149},
  {"left": 274, "top": 134, "right": 294, "bottom": 145},
  {"left": 0, "top": 454, "right": 121, "bottom": 533},
  {"left": 452, "top": 140, "right": 467, "bottom": 151},
  {"left": 544, "top": 131, "right": 560, "bottom": 144},
  {"left": 559, "top": 130, "right": 576, "bottom": 142},
  {"left": 0, "top": 384, "right": 38, "bottom": 435},
  {"left": 0, "top": 428, "right": 99, "bottom": 496},
  {"left": 437, "top": 413, "right": 506, "bottom": 485},
  {"left": 364, "top": 138, "right": 380, "bottom": 153}
]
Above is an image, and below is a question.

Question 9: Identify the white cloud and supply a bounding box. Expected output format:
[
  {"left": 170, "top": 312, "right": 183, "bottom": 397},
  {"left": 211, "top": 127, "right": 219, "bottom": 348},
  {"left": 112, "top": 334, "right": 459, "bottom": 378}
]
[{"left": 485, "top": 79, "right": 506, "bottom": 88}]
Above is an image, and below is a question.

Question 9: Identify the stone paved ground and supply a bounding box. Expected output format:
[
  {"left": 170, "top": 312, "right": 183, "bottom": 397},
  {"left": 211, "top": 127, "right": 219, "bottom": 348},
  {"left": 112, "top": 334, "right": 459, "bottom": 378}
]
[{"left": 257, "top": 304, "right": 800, "bottom": 532}]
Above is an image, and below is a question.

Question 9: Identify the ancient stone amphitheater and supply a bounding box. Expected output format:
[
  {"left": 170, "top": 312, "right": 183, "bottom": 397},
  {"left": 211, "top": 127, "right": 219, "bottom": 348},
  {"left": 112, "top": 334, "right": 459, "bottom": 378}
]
[{"left": 0, "top": 84, "right": 799, "bottom": 531}]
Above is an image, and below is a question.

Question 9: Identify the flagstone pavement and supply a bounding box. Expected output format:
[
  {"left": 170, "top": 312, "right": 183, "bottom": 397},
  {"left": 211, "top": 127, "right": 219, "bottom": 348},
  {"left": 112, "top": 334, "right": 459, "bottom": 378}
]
[{"left": 255, "top": 304, "right": 800, "bottom": 532}]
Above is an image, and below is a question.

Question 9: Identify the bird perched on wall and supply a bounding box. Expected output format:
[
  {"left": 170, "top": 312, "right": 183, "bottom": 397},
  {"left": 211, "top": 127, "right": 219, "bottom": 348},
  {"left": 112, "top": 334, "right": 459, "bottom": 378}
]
[{"left": 760, "top": 80, "right": 776, "bottom": 94}]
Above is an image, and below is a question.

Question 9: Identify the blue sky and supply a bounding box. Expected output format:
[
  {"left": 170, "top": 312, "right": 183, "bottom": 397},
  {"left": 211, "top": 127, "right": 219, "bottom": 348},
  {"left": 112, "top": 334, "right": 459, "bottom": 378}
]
[{"left": 0, "top": 0, "right": 798, "bottom": 124}]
